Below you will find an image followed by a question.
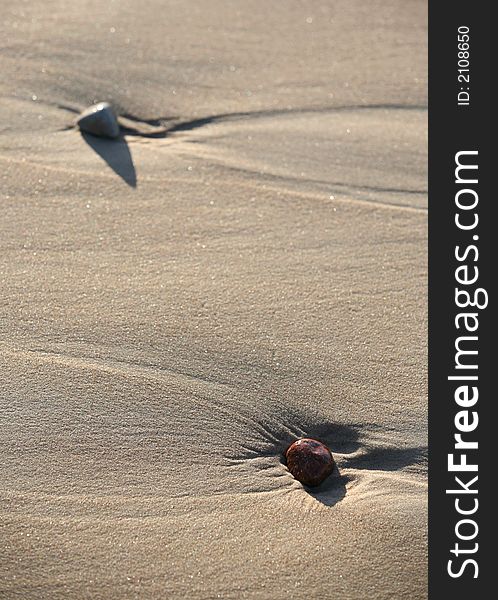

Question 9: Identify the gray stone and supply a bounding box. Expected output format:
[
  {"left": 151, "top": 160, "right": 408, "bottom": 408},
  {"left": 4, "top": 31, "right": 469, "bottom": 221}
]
[{"left": 76, "top": 102, "right": 120, "bottom": 139}]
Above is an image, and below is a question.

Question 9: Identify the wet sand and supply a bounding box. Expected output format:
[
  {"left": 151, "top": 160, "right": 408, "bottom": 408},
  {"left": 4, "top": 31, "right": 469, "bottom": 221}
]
[{"left": 0, "top": 1, "right": 427, "bottom": 598}]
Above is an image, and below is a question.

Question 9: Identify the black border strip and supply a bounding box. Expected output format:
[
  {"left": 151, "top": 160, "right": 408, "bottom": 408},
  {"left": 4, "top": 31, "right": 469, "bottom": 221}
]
[{"left": 429, "top": 2, "right": 491, "bottom": 595}]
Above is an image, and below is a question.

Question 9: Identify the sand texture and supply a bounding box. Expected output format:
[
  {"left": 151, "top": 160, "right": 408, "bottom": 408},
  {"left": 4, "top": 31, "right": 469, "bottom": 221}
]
[{"left": 1, "top": 1, "right": 427, "bottom": 598}]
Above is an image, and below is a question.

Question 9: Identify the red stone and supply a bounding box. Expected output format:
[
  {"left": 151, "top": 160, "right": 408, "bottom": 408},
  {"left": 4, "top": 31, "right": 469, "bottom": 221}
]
[{"left": 285, "top": 438, "right": 335, "bottom": 487}]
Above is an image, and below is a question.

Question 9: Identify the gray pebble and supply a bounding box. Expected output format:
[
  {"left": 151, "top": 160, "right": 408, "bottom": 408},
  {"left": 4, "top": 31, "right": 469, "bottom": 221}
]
[{"left": 76, "top": 102, "right": 120, "bottom": 139}]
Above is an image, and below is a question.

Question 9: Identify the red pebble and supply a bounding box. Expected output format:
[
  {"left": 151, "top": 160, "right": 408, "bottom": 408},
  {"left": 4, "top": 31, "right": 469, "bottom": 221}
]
[{"left": 285, "top": 438, "right": 335, "bottom": 487}]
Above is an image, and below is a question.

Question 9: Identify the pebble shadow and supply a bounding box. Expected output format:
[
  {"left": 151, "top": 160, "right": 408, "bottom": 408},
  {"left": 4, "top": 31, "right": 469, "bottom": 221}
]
[{"left": 81, "top": 132, "right": 137, "bottom": 188}]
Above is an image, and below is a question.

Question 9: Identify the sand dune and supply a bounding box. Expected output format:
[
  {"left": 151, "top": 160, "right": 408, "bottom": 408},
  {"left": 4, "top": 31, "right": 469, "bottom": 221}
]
[{"left": 1, "top": 1, "right": 427, "bottom": 598}]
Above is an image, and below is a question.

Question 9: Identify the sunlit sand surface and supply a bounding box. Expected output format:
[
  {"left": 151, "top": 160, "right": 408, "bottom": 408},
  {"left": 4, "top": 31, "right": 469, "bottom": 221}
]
[{"left": 1, "top": 1, "right": 427, "bottom": 598}]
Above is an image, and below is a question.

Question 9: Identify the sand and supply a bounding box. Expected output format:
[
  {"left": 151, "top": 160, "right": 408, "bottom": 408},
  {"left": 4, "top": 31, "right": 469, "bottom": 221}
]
[{"left": 0, "top": 1, "right": 427, "bottom": 598}]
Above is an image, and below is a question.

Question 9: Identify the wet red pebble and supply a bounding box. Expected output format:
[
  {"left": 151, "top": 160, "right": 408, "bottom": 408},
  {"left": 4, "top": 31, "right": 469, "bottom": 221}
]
[{"left": 285, "top": 438, "right": 335, "bottom": 487}]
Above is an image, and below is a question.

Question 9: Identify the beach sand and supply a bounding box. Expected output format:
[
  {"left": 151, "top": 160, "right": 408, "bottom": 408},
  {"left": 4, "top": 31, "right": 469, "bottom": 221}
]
[{"left": 0, "top": 1, "right": 427, "bottom": 598}]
